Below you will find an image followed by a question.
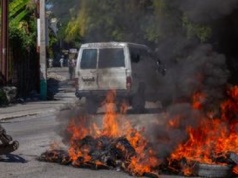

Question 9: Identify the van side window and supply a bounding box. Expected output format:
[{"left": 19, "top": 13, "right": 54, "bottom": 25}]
[
  {"left": 80, "top": 49, "right": 97, "bottom": 69},
  {"left": 98, "top": 48, "right": 125, "bottom": 68},
  {"left": 130, "top": 47, "right": 152, "bottom": 63}
]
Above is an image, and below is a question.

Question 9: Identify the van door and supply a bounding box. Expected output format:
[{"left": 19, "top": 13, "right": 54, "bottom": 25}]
[
  {"left": 78, "top": 48, "right": 98, "bottom": 90},
  {"left": 97, "top": 48, "right": 127, "bottom": 90}
]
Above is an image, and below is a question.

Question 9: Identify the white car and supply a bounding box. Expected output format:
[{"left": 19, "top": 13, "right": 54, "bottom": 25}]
[{"left": 74, "top": 42, "right": 165, "bottom": 113}]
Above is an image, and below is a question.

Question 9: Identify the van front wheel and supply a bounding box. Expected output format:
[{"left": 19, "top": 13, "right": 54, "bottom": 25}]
[{"left": 85, "top": 97, "right": 98, "bottom": 114}]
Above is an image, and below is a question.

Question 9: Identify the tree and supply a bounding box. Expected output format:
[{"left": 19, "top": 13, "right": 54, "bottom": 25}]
[
  {"left": 8, "top": 0, "right": 39, "bottom": 97},
  {"left": 63, "top": 0, "right": 155, "bottom": 44}
]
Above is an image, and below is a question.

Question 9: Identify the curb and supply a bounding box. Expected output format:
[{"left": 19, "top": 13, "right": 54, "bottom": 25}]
[{"left": 0, "top": 98, "right": 79, "bottom": 121}]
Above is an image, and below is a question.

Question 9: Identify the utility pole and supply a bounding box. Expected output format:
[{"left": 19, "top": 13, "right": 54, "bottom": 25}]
[
  {"left": 1, "top": 0, "right": 8, "bottom": 85},
  {"left": 39, "top": 0, "right": 47, "bottom": 100}
]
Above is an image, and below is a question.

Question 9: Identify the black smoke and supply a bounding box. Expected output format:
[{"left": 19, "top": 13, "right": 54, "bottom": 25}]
[
  {"left": 148, "top": 0, "right": 237, "bottom": 159},
  {"left": 179, "top": 0, "right": 238, "bottom": 23},
  {"left": 51, "top": 0, "right": 238, "bottom": 161}
]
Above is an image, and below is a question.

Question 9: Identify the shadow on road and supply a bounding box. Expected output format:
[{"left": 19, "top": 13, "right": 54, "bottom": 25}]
[{"left": 0, "top": 154, "right": 27, "bottom": 163}]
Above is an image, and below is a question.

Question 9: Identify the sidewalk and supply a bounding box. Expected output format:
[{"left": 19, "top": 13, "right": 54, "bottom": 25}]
[
  {"left": 0, "top": 92, "right": 79, "bottom": 120},
  {"left": 0, "top": 68, "right": 79, "bottom": 120}
]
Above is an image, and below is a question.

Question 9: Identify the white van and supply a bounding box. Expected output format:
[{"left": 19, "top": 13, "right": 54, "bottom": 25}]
[{"left": 75, "top": 42, "right": 165, "bottom": 113}]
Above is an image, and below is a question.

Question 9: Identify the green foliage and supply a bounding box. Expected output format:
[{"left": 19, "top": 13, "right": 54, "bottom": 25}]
[
  {"left": 64, "top": 0, "right": 156, "bottom": 43},
  {"left": 9, "top": 17, "right": 37, "bottom": 51},
  {"left": 50, "top": 0, "right": 213, "bottom": 47},
  {"left": 144, "top": 24, "right": 161, "bottom": 43},
  {"left": 65, "top": 17, "right": 81, "bottom": 42},
  {"left": 182, "top": 16, "right": 212, "bottom": 43},
  {"left": 0, "top": 89, "right": 8, "bottom": 106},
  {"left": 9, "top": 0, "right": 37, "bottom": 51},
  {"left": 9, "top": 0, "right": 30, "bottom": 24},
  {"left": 152, "top": 0, "right": 166, "bottom": 12},
  {"left": 10, "top": 10, "right": 29, "bottom": 26}
]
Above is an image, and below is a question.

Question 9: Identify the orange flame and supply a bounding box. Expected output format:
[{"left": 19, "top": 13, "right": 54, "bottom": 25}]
[
  {"left": 125, "top": 128, "right": 160, "bottom": 175},
  {"left": 66, "top": 90, "right": 160, "bottom": 175},
  {"left": 192, "top": 91, "right": 206, "bottom": 109},
  {"left": 167, "top": 115, "right": 182, "bottom": 129},
  {"left": 233, "top": 165, "right": 238, "bottom": 174},
  {"left": 169, "top": 86, "right": 238, "bottom": 175}
]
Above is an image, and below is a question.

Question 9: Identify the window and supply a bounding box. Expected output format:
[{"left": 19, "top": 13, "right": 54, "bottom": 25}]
[
  {"left": 130, "top": 48, "right": 140, "bottom": 63},
  {"left": 129, "top": 46, "right": 150, "bottom": 63},
  {"left": 98, "top": 48, "right": 125, "bottom": 68},
  {"left": 80, "top": 49, "right": 97, "bottom": 69}
]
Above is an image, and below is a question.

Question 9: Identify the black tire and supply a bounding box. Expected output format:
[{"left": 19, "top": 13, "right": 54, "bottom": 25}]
[
  {"left": 0, "top": 140, "right": 19, "bottom": 155},
  {"left": 0, "top": 125, "right": 6, "bottom": 134},
  {"left": 85, "top": 97, "right": 98, "bottom": 114},
  {"left": 195, "top": 163, "right": 232, "bottom": 178},
  {"left": 132, "top": 82, "right": 146, "bottom": 113},
  {"left": 230, "top": 152, "right": 238, "bottom": 164},
  {"left": 5, "top": 135, "right": 13, "bottom": 142},
  {"left": 12, "top": 140, "right": 19, "bottom": 151},
  {"left": 132, "top": 96, "right": 145, "bottom": 113}
]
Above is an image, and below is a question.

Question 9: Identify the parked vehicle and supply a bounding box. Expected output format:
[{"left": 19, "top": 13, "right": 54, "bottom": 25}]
[{"left": 74, "top": 42, "right": 165, "bottom": 113}]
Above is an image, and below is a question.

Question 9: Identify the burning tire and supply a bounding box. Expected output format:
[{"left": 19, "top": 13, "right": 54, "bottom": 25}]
[
  {"left": 230, "top": 152, "right": 238, "bottom": 164},
  {"left": 194, "top": 163, "right": 232, "bottom": 178}
]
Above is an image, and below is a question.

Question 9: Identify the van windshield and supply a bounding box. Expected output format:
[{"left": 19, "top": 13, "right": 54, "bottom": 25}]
[
  {"left": 80, "top": 49, "right": 97, "bottom": 69},
  {"left": 98, "top": 48, "right": 125, "bottom": 68}
]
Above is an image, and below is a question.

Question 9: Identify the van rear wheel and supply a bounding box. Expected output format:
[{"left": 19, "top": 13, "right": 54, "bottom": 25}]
[
  {"left": 85, "top": 97, "right": 98, "bottom": 114},
  {"left": 132, "top": 99, "right": 145, "bottom": 113},
  {"left": 132, "top": 94, "right": 145, "bottom": 113},
  {"left": 132, "top": 82, "right": 146, "bottom": 113}
]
